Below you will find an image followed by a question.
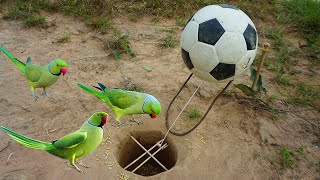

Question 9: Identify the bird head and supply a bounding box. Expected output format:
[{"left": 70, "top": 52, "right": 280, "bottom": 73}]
[
  {"left": 48, "top": 59, "right": 68, "bottom": 76},
  {"left": 88, "top": 112, "right": 109, "bottom": 128},
  {"left": 143, "top": 95, "right": 161, "bottom": 119}
]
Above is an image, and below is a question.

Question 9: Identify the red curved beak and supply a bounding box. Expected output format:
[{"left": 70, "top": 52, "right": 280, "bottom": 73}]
[
  {"left": 60, "top": 67, "right": 67, "bottom": 76},
  {"left": 151, "top": 114, "right": 157, "bottom": 118},
  {"left": 102, "top": 116, "right": 108, "bottom": 124}
]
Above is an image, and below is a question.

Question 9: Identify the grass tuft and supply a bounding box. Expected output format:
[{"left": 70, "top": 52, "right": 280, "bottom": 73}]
[
  {"left": 85, "top": 16, "right": 109, "bottom": 32},
  {"left": 57, "top": 32, "right": 70, "bottom": 43},
  {"left": 24, "top": 15, "right": 48, "bottom": 28},
  {"left": 287, "top": 84, "right": 320, "bottom": 108},
  {"left": 187, "top": 107, "right": 202, "bottom": 120},
  {"left": 107, "top": 29, "right": 135, "bottom": 60},
  {"left": 280, "top": 147, "right": 295, "bottom": 168},
  {"left": 159, "top": 35, "right": 175, "bottom": 48},
  {"left": 283, "top": 0, "right": 320, "bottom": 34},
  {"left": 274, "top": 74, "right": 291, "bottom": 85}
]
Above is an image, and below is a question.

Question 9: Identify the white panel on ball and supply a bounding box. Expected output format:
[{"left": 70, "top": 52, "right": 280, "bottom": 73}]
[
  {"left": 191, "top": 68, "right": 218, "bottom": 83},
  {"left": 192, "top": 5, "right": 224, "bottom": 24},
  {"left": 215, "top": 32, "right": 247, "bottom": 64},
  {"left": 239, "top": 11, "right": 255, "bottom": 28},
  {"left": 180, "top": 21, "right": 199, "bottom": 52},
  {"left": 215, "top": 10, "right": 249, "bottom": 33},
  {"left": 235, "top": 50, "right": 257, "bottom": 76},
  {"left": 189, "top": 42, "right": 219, "bottom": 72}
]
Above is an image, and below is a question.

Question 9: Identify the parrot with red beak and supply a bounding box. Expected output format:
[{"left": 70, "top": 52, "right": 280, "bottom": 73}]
[
  {"left": 78, "top": 83, "right": 161, "bottom": 126},
  {"left": 0, "top": 112, "right": 109, "bottom": 173},
  {"left": 0, "top": 47, "right": 67, "bottom": 101}
]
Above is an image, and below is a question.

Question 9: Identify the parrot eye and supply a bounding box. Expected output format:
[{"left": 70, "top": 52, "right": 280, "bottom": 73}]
[
  {"left": 97, "top": 114, "right": 100, "bottom": 117},
  {"left": 56, "top": 63, "right": 60, "bottom": 66}
]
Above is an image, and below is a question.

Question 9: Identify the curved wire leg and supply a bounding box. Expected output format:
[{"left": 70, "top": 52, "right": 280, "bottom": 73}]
[{"left": 165, "top": 73, "right": 233, "bottom": 136}]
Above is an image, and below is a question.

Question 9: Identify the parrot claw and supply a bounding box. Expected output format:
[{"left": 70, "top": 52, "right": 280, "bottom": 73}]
[
  {"left": 65, "top": 162, "right": 84, "bottom": 173},
  {"left": 128, "top": 119, "right": 144, "bottom": 125},
  {"left": 73, "top": 164, "right": 84, "bottom": 173},
  {"left": 111, "top": 121, "right": 132, "bottom": 127},
  {"left": 78, "top": 162, "right": 90, "bottom": 168},
  {"left": 31, "top": 92, "right": 39, "bottom": 101},
  {"left": 42, "top": 92, "right": 55, "bottom": 100}
]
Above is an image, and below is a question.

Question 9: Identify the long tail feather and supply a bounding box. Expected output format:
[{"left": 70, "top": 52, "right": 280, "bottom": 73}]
[
  {"left": 0, "top": 126, "right": 52, "bottom": 150},
  {"left": 77, "top": 83, "right": 107, "bottom": 100},
  {"left": 0, "top": 47, "right": 26, "bottom": 74}
]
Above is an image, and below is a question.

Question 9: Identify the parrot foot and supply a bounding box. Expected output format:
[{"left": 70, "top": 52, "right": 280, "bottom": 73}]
[
  {"left": 129, "top": 119, "right": 144, "bottom": 125},
  {"left": 78, "top": 162, "right": 90, "bottom": 168},
  {"left": 42, "top": 92, "right": 55, "bottom": 100},
  {"left": 73, "top": 164, "right": 84, "bottom": 173},
  {"left": 111, "top": 121, "right": 131, "bottom": 127},
  {"left": 65, "top": 162, "right": 84, "bottom": 173},
  {"left": 31, "top": 92, "right": 39, "bottom": 101},
  {"left": 115, "top": 121, "right": 124, "bottom": 126}
]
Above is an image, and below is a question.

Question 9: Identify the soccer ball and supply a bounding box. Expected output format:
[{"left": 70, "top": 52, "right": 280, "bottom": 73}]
[{"left": 180, "top": 4, "right": 258, "bottom": 83}]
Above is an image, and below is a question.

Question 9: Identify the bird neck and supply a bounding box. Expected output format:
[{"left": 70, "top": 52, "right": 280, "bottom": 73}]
[
  {"left": 142, "top": 95, "right": 152, "bottom": 113},
  {"left": 48, "top": 63, "right": 61, "bottom": 76}
]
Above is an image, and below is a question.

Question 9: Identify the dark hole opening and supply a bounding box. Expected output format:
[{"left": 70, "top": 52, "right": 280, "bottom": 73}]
[{"left": 117, "top": 131, "right": 178, "bottom": 177}]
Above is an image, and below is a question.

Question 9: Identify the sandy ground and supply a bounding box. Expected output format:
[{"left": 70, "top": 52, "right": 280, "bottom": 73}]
[{"left": 0, "top": 13, "right": 319, "bottom": 180}]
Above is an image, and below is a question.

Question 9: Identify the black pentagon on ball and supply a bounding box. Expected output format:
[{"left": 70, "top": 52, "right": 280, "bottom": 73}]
[
  {"left": 210, "top": 63, "right": 235, "bottom": 80},
  {"left": 198, "top": 18, "right": 225, "bottom": 46},
  {"left": 181, "top": 48, "right": 194, "bottom": 70},
  {"left": 243, "top": 24, "right": 257, "bottom": 50},
  {"left": 218, "top": 4, "right": 239, "bottom": 10}
]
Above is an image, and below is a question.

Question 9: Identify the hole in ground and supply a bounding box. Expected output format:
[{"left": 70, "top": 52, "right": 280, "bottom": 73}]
[{"left": 116, "top": 131, "right": 178, "bottom": 177}]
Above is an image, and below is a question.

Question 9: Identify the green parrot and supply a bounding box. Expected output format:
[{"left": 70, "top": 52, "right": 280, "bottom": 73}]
[
  {"left": 77, "top": 83, "right": 161, "bottom": 125},
  {"left": 0, "top": 47, "right": 68, "bottom": 101},
  {"left": 0, "top": 112, "right": 109, "bottom": 172}
]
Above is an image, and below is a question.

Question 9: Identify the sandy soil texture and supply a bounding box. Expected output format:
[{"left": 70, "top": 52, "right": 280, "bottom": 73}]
[{"left": 0, "top": 13, "right": 319, "bottom": 180}]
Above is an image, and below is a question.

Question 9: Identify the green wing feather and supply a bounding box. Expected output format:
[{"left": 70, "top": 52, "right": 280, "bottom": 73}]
[
  {"left": 25, "top": 64, "right": 42, "bottom": 82},
  {"left": 0, "top": 47, "right": 26, "bottom": 74},
  {"left": 52, "top": 131, "right": 87, "bottom": 149},
  {"left": 107, "top": 89, "right": 139, "bottom": 109},
  {"left": 78, "top": 83, "right": 139, "bottom": 109},
  {"left": 0, "top": 126, "right": 52, "bottom": 150}
]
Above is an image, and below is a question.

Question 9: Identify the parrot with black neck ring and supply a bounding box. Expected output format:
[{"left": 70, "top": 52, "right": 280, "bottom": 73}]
[
  {"left": 0, "top": 112, "right": 109, "bottom": 172},
  {"left": 0, "top": 47, "right": 67, "bottom": 101},
  {"left": 77, "top": 82, "right": 161, "bottom": 126}
]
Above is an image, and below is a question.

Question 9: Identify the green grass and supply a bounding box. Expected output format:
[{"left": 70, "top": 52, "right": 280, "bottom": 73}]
[
  {"left": 187, "top": 107, "right": 202, "bottom": 120},
  {"left": 57, "top": 32, "right": 70, "bottom": 43},
  {"left": 24, "top": 15, "right": 48, "bottom": 28},
  {"left": 128, "top": 14, "right": 139, "bottom": 22},
  {"left": 160, "top": 27, "right": 178, "bottom": 34},
  {"left": 280, "top": 147, "right": 295, "bottom": 168},
  {"left": 159, "top": 35, "right": 175, "bottom": 48},
  {"left": 295, "top": 147, "right": 304, "bottom": 155},
  {"left": 85, "top": 16, "right": 109, "bottom": 32},
  {"left": 261, "top": 27, "right": 292, "bottom": 50},
  {"left": 267, "top": 93, "right": 279, "bottom": 103},
  {"left": 287, "top": 84, "right": 320, "bottom": 108},
  {"left": 261, "top": 26, "right": 297, "bottom": 76},
  {"left": 274, "top": 74, "right": 291, "bottom": 85},
  {"left": 265, "top": 60, "right": 284, "bottom": 74},
  {"left": 175, "top": 16, "right": 187, "bottom": 26},
  {"left": 283, "top": 0, "right": 320, "bottom": 34},
  {"left": 282, "top": 0, "right": 320, "bottom": 65},
  {"left": 107, "top": 29, "right": 135, "bottom": 60},
  {"left": 3, "top": 0, "right": 55, "bottom": 19}
]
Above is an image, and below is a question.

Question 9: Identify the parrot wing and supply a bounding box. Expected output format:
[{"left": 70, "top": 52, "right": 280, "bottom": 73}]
[
  {"left": 107, "top": 90, "right": 138, "bottom": 109},
  {"left": 52, "top": 131, "right": 87, "bottom": 149},
  {"left": 25, "top": 64, "right": 42, "bottom": 82}
]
